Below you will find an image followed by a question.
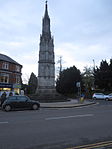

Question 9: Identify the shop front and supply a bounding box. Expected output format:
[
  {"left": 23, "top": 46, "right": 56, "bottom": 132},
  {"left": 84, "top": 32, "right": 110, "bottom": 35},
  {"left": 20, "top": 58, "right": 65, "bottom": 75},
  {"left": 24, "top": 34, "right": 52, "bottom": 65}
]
[
  {"left": 0, "top": 83, "right": 21, "bottom": 97},
  {"left": 0, "top": 83, "right": 13, "bottom": 91},
  {"left": 13, "top": 84, "right": 21, "bottom": 94}
]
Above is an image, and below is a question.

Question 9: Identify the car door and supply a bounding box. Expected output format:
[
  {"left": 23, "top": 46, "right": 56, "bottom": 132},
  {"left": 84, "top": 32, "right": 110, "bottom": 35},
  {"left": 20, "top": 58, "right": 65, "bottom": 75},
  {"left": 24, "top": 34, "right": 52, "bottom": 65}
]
[
  {"left": 6, "top": 96, "right": 20, "bottom": 109},
  {"left": 99, "top": 94, "right": 104, "bottom": 99},
  {"left": 16, "top": 96, "right": 30, "bottom": 109}
]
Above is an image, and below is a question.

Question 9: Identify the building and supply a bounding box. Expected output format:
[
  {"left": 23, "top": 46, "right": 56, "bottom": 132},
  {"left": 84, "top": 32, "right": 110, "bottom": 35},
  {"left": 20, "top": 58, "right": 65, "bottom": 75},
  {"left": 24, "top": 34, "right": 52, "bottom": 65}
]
[
  {"left": 36, "top": 1, "right": 56, "bottom": 96},
  {"left": 0, "top": 53, "right": 22, "bottom": 95}
]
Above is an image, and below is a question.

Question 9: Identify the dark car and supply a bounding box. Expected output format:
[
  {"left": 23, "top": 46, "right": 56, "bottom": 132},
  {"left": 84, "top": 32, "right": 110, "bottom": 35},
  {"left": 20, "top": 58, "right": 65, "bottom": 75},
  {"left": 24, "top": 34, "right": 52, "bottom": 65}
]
[{"left": 2, "top": 95, "right": 40, "bottom": 112}]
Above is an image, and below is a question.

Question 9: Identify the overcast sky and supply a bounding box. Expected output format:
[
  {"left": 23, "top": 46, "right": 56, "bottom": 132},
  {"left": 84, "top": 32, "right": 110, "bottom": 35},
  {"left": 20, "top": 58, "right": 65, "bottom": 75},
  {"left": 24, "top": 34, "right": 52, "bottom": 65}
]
[{"left": 0, "top": 0, "right": 112, "bottom": 83}]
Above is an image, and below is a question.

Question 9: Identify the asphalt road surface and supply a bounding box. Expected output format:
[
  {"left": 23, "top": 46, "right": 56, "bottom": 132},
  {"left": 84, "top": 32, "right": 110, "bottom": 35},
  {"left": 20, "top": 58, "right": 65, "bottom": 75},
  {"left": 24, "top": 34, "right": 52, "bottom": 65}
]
[{"left": 0, "top": 100, "right": 112, "bottom": 149}]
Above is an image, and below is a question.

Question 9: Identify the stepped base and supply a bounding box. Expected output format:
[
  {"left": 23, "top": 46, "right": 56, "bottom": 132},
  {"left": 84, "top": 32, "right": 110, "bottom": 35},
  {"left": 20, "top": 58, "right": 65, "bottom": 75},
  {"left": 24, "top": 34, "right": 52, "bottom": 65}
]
[
  {"left": 36, "top": 88, "right": 56, "bottom": 95},
  {"left": 29, "top": 89, "right": 67, "bottom": 102}
]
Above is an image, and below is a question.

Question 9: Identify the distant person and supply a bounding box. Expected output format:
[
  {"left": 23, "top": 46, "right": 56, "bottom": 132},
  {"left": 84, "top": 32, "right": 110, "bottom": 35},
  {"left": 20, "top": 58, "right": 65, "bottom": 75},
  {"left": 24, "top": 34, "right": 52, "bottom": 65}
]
[
  {"left": 9, "top": 92, "right": 13, "bottom": 96},
  {"left": 80, "top": 93, "right": 85, "bottom": 103},
  {"left": 21, "top": 90, "right": 24, "bottom": 95},
  {"left": 81, "top": 93, "right": 85, "bottom": 98},
  {"left": 1, "top": 92, "right": 7, "bottom": 105}
]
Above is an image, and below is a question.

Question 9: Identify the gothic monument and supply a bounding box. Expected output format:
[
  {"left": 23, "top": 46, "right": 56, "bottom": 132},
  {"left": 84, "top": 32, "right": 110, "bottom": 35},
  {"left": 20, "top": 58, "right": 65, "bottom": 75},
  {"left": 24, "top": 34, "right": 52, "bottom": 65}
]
[{"left": 36, "top": 1, "right": 56, "bottom": 98}]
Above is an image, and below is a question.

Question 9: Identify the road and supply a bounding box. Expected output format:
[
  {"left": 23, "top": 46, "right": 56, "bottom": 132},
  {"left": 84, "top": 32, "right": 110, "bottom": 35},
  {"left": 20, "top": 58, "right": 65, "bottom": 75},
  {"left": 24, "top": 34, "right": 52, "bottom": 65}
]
[{"left": 0, "top": 100, "right": 112, "bottom": 149}]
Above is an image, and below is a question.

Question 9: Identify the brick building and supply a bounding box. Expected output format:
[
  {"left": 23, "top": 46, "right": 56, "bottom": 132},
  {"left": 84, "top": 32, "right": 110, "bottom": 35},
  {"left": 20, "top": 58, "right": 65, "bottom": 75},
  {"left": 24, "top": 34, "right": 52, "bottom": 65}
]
[{"left": 0, "top": 54, "right": 22, "bottom": 94}]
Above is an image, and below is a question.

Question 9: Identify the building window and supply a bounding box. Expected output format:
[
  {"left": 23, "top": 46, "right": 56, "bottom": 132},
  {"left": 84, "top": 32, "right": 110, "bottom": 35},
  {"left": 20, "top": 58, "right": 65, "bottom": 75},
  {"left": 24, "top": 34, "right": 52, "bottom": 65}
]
[
  {"left": 15, "top": 65, "right": 20, "bottom": 72},
  {"left": 2, "top": 62, "right": 9, "bottom": 70},
  {"left": 16, "top": 76, "right": 20, "bottom": 84},
  {"left": 0, "top": 73, "right": 9, "bottom": 83}
]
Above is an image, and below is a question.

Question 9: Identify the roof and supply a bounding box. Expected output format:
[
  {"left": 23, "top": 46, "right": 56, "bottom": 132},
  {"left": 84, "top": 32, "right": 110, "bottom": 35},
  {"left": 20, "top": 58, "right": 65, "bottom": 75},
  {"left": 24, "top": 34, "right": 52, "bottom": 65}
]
[{"left": 0, "top": 53, "right": 22, "bottom": 66}]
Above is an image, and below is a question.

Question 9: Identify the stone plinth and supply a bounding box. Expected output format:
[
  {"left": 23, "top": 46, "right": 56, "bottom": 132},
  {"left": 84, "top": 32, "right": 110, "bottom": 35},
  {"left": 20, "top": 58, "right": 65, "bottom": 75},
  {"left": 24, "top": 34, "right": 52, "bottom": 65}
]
[{"left": 33, "top": 88, "right": 67, "bottom": 102}]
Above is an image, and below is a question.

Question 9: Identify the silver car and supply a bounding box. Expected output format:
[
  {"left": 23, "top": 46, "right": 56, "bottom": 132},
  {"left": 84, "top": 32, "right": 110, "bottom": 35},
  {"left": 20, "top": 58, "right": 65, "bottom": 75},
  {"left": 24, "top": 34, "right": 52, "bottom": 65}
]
[
  {"left": 105, "top": 93, "right": 112, "bottom": 101},
  {"left": 92, "top": 93, "right": 106, "bottom": 100}
]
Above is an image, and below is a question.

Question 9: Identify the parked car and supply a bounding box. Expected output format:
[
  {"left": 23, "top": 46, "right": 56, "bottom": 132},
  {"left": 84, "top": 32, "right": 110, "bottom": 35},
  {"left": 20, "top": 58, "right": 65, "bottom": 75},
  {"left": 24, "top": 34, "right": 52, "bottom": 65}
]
[
  {"left": 105, "top": 93, "right": 112, "bottom": 101},
  {"left": 2, "top": 95, "right": 40, "bottom": 112},
  {"left": 92, "top": 93, "right": 106, "bottom": 100},
  {"left": 92, "top": 93, "right": 112, "bottom": 100}
]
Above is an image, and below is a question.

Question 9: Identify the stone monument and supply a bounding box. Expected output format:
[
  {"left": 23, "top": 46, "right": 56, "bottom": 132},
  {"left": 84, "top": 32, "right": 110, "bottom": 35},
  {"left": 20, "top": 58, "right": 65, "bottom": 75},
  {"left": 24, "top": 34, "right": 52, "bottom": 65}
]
[{"left": 36, "top": 1, "right": 56, "bottom": 99}]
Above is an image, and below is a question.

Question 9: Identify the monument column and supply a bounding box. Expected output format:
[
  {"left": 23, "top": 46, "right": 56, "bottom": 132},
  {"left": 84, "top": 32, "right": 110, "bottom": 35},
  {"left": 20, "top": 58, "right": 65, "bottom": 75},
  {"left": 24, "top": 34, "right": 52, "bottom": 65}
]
[{"left": 36, "top": 1, "right": 56, "bottom": 97}]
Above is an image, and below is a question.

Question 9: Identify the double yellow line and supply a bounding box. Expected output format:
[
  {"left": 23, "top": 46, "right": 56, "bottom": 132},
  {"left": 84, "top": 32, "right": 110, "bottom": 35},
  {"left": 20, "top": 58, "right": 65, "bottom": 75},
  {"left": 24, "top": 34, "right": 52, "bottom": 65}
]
[{"left": 67, "top": 140, "right": 112, "bottom": 149}]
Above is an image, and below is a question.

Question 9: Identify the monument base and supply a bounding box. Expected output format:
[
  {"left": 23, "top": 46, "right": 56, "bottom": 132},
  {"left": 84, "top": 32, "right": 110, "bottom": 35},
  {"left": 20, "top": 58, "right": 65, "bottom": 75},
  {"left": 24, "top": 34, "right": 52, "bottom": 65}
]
[
  {"left": 36, "top": 88, "right": 56, "bottom": 95},
  {"left": 30, "top": 88, "right": 67, "bottom": 102}
]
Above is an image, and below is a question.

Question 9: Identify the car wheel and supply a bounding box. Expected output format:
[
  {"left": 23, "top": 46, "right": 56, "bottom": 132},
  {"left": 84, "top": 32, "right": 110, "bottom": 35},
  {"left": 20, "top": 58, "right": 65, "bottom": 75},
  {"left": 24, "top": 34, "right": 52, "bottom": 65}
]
[
  {"left": 105, "top": 98, "right": 109, "bottom": 101},
  {"left": 32, "top": 104, "right": 39, "bottom": 110},
  {"left": 5, "top": 105, "right": 11, "bottom": 112},
  {"left": 93, "top": 97, "right": 96, "bottom": 100}
]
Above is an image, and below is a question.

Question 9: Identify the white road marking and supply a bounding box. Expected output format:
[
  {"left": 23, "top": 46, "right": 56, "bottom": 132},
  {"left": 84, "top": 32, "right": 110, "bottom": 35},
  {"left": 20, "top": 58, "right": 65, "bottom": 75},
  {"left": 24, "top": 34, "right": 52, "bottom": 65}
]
[
  {"left": 0, "top": 121, "right": 8, "bottom": 124},
  {"left": 45, "top": 114, "right": 94, "bottom": 120}
]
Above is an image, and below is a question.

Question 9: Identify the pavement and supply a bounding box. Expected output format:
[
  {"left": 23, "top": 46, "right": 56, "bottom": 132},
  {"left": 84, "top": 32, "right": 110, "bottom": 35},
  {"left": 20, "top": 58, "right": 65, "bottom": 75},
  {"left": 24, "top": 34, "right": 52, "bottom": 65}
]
[{"left": 40, "top": 99, "right": 96, "bottom": 108}]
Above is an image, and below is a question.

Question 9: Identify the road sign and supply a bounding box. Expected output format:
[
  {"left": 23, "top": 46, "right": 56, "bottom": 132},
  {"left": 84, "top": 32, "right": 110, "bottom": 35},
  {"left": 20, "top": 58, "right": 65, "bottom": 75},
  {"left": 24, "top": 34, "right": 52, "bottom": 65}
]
[{"left": 76, "top": 82, "right": 80, "bottom": 88}]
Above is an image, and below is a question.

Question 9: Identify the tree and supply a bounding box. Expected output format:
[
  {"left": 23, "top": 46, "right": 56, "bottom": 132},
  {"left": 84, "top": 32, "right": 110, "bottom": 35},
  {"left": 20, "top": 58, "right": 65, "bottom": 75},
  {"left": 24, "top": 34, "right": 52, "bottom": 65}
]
[
  {"left": 109, "top": 59, "right": 112, "bottom": 89},
  {"left": 82, "top": 66, "right": 94, "bottom": 97},
  {"left": 56, "top": 66, "right": 81, "bottom": 94},
  {"left": 94, "top": 60, "right": 112, "bottom": 91},
  {"left": 27, "top": 72, "right": 38, "bottom": 94}
]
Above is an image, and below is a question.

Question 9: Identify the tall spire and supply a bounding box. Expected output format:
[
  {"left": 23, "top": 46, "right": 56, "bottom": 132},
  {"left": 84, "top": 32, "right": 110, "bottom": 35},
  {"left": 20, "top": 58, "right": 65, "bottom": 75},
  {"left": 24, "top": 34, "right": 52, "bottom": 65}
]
[
  {"left": 42, "top": 0, "right": 51, "bottom": 37},
  {"left": 44, "top": 1, "right": 49, "bottom": 18}
]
